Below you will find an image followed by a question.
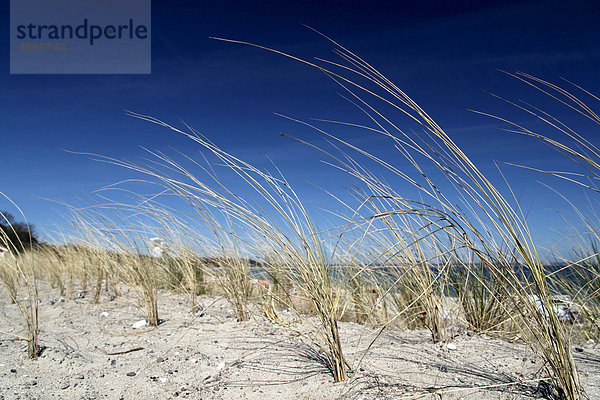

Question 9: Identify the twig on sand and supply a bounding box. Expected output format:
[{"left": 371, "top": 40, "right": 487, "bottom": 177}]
[{"left": 104, "top": 346, "right": 144, "bottom": 355}]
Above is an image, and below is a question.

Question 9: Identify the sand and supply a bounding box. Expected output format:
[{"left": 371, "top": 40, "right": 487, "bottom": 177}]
[{"left": 1, "top": 283, "right": 599, "bottom": 400}]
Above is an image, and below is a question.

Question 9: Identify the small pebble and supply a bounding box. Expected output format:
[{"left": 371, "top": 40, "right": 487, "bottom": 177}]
[
  {"left": 446, "top": 343, "right": 457, "bottom": 350},
  {"left": 156, "top": 357, "right": 165, "bottom": 363},
  {"left": 60, "top": 383, "right": 70, "bottom": 390},
  {"left": 126, "top": 372, "right": 136, "bottom": 377},
  {"left": 575, "top": 347, "right": 584, "bottom": 352},
  {"left": 132, "top": 320, "right": 147, "bottom": 329}
]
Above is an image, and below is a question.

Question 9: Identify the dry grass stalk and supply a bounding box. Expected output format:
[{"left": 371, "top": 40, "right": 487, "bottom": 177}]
[
  {"left": 0, "top": 199, "right": 39, "bottom": 359},
  {"left": 206, "top": 36, "right": 583, "bottom": 398},
  {"left": 82, "top": 122, "right": 352, "bottom": 381}
]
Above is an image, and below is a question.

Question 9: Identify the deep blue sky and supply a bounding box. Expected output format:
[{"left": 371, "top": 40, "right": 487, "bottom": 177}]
[{"left": 2, "top": 0, "right": 600, "bottom": 254}]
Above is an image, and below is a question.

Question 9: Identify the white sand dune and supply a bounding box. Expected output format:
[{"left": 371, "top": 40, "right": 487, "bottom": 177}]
[{"left": 1, "top": 282, "right": 598, "bottom": 400}]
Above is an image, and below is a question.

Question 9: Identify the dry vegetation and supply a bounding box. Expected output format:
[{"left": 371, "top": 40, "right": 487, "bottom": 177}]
[{"left": 2, "top": 41, "right": 600, "bottom": 400}]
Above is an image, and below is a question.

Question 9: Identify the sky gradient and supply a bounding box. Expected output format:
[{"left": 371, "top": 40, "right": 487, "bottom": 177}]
[{"left": 2, "top": 0, "right": 600, "bottom": 255}]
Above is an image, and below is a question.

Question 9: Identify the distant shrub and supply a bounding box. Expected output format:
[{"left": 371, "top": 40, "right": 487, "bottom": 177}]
[{"left": 0, "top": 211, "right": 39, "bottom": 254}]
